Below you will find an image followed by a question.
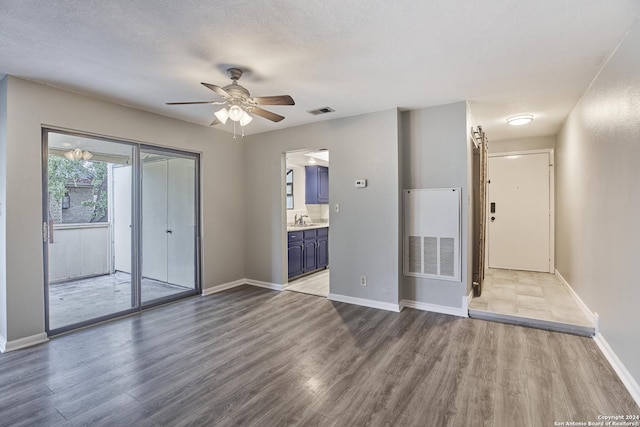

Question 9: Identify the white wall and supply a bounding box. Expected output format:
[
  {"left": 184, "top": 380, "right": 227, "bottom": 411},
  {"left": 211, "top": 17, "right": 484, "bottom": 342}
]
[
  {"left": 0, "top": 77, "right": 8, "bottom": 341},
  {"left": 244, "top": 109, "right": 401, "bottom": 305},
  {"left": 489, "top": 135, "right": 556, "bottom": 153},
  {"left": 0, "top": 76, "right": 246, "bottom": 344},
  {"left": 401, "top": 101, "right": 472, "bottom": 307},
  {"left": 556, "top": 19, "right": 640, "bottom": 387}
]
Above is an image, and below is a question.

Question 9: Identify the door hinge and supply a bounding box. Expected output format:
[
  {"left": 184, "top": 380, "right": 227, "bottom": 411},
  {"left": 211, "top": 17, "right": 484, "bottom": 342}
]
[{"left": 42, "top": 221, "right": 49, "bottom": 243}]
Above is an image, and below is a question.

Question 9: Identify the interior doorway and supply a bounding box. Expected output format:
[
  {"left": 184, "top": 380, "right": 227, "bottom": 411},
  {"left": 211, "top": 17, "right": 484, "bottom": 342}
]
[
  {"left": 469, "top": 146, "right": 594, "bottom": 335},
  {"left": 283, "top": 149, "right": 330, "bottom": 298},
  {"left": 43, "top": 129, "right": 201, "bottom": 335}
]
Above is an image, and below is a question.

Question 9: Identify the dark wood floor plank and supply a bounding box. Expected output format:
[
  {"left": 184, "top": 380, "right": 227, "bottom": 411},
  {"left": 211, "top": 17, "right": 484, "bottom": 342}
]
[{"left": 0, "top": 285, "right": 637, "bottom": 427}]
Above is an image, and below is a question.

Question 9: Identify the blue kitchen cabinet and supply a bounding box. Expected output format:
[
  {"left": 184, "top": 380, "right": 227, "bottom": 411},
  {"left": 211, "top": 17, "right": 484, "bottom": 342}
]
[
  {"left": 317, "top": 227, "right": 329, "bottom": 269},
  {"left": 288, "top": 227, "right": 329, "bottom": 279},
  {"left": 287, "top": 232, "right": 304, "bottom": 278},
  {"left": 305, "top": 166, "right": 329, "bottom": 204},
  {"left": 303, "top": 229, "right": 317, "bottom": 272}
]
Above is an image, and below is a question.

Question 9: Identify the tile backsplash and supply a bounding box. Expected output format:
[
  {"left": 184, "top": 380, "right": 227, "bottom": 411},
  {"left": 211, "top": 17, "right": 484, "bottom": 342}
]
[{"left": 287, "top": 204, "right": 330, "bottom": 224}]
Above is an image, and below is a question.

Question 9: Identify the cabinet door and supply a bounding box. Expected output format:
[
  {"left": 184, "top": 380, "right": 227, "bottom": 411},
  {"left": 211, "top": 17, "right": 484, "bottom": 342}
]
[
  {"left": 305, "top": 166, "right": 319, "bottom": 204},
  {"left": 303, "top": 240, "right": 317, "bottom": 272},
  {"left": 317, "top": 236, "right": 329, "bottom": 269},
  {"left": 288, "top": 243, "right": 304, "bottom": 278},
  {"left": 318, "top": 166, "right": 329, "bottom": 203}
]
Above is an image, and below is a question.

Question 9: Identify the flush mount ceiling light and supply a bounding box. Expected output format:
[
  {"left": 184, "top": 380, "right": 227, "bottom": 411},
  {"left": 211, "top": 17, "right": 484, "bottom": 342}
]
[
  {"left": 167, "top": 67, "right": 295, "bottom": 139},
  {"left": 64, "top": 148, "right": 92, "bottom": 161},
  {"left": 506, "top": 114, "right": 534, "bottom": 126}
]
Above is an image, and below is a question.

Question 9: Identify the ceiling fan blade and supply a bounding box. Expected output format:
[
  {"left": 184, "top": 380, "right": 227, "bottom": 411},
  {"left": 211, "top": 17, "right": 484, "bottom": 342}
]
[
  {"left": 166, "top": 101, "right": 213, "bottom": 105},
  {"left": 210, "top": 117, "right": 222, "bottom": 126},
  {"left": 250, "top": 107, "right": 285, "bottom": 122},
  {"left": 201, "top": 82, "right": 231, "bottom": 99},
  {"left": 252, "top": 95, "right": 295, "bottom": 106}
]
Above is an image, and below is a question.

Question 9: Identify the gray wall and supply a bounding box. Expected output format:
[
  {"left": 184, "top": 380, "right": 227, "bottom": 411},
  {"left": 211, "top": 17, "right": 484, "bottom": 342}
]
[
  {"left": 244, "top": 109, "right": 401, "bottom": 305},
  {"left": 0, "top": 77, "right": 8, "bottom": 340},
  {"left": 489, "top": 135, "right": 556, "bottom": 153},
  {"left": 556, "top": 19, "right": 640, "bottom": 386},
  {"left": 400, "top": 101, "right": 472, "bottom": 307},
  {"left": 0, "top": 76, "right": 246, "bottom": 343}
]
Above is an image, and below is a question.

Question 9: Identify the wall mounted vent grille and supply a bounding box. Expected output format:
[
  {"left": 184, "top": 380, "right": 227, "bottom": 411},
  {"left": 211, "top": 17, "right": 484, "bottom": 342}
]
[{"left": 403, "top": 188, "right": 461, "bottom": 281}]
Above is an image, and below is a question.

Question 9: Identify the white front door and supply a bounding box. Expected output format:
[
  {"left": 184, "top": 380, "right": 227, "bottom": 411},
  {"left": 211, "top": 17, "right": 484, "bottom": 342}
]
[{"left": 488, "top": 152, "right": 552, "bottom": 272}]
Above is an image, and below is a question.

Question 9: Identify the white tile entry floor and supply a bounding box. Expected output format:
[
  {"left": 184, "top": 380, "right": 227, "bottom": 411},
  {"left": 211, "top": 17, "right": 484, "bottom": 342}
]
[
  {"left": 286, "top": 269, "right": 329, "bottom": 297},
  {"left": 469, "top": 269, "right": 596, "bottom": 336}
]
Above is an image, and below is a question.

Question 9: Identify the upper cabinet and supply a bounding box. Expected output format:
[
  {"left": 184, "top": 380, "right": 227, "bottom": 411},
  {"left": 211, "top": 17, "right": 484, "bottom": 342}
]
[{"left": 305, "top": 165, "right": 329, "bottom": 204}]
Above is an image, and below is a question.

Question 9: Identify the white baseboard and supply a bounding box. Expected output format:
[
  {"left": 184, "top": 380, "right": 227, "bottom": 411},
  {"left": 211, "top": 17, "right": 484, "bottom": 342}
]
[
  {"left": 555, "top": 269, "right": 600, "bottom": 332},
  {"left": 0, "top": 332, "right": 48, "bottom": 353},
  {"left": 245, "top": 279, "right": 284, "bottom": 292},
  {"left": 328, "top": 293, "right": 401, "bottom": 312},
  {"left": 594, "top": 333, "right": 640, "bottom": 408},
  {"left": 202, "top": 278, "right": 284, "bottom": 294},
  {"left": 202, "top": 279, "right": 246, "bottom": 296},
  {"left": 400, "top": 299, "right": 468, "bottom": 317}
]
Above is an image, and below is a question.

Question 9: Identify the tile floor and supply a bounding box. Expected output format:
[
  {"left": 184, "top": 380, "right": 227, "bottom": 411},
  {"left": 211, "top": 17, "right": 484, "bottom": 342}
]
[
  {"left": 469, "top": 269, "right": 596, "bottom": 336},
  {"left": 286, "top": 269, "right": 329, "bottom": 297}
]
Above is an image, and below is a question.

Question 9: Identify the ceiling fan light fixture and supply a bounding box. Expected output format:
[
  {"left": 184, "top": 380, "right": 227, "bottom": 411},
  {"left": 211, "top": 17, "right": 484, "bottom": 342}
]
[
  {"left": 214, "top": 107, "right": 229, "bottom": 124},
  {"left": 239, "top": 111, "right": 253, "bottom": 127},
  {"left": 506, "top": 114, "right": 534, "bottom": 126},
  {"left": 228, "top": 105, "right": 244, "bottom": 122},
  {"left": 64, "top": 148, "right": 92, "bottom": 161}
]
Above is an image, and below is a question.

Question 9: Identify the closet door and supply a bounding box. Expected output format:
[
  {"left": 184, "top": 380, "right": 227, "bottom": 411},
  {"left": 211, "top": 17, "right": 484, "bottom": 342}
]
[
  {"left": 167, "top": 157, "right": 196, "bottom": 288},
  {"left": 141, "top": 150, "right": 198, "bottom": 304},
  {"left": 142, "top": 159, "right": 169, "bottom": 284}
]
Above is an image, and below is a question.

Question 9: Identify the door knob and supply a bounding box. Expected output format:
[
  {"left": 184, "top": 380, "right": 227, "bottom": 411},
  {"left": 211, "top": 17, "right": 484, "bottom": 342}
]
[{"left": 491, "top": 216, "right": 495, "bottom": 222}]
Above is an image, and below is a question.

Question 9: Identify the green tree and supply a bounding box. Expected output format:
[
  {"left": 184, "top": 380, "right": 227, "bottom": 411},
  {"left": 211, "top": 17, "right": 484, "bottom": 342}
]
[
  {"left": 82, "top": 162, "right": 108, "bottom": 222},
  {"left": 48, "top": 156, "right": 108, "bottom": 222}
]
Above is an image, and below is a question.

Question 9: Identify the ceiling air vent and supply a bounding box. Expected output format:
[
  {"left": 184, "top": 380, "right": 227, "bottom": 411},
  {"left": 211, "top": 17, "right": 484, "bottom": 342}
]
[{"left": 307, "top": 107, "right": 335, "bottom": 115}]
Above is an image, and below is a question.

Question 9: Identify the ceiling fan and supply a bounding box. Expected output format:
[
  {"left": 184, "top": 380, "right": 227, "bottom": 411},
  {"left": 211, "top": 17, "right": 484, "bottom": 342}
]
[{"left": 166, "top": 67, "right": 295, "bottom": 128}]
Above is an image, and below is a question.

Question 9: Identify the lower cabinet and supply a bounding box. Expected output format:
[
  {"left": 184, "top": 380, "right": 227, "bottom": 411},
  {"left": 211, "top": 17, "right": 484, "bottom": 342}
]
[
  {"left": 288, "top": 227, "right": 329, "bottom": 279},
  {"left": 303, "top": 238, "right": 317, "bottom": 272},
  {"left": 287, "top": 231, "right": 304, "bottom": 278},
  {"left": 317, "top": 228, "right": 329, "bottom": 269}
]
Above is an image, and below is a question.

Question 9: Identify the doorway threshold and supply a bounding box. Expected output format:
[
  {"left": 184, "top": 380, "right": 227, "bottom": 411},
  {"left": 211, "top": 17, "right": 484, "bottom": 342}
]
[
  {"left": 469, "top": 309, "right": 595, "bottom": 337},
  {"left": 286, "top": 269, "right": 329, "bottom": 298},
  {"left": 469, "top": 269, "right": 596, "bottom": 337}
]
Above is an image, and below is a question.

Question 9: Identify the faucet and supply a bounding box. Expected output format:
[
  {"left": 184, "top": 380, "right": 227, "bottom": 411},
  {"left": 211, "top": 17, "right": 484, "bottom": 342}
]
[{"left": 296, "top": 214, "right": 308, "bottom": 225}]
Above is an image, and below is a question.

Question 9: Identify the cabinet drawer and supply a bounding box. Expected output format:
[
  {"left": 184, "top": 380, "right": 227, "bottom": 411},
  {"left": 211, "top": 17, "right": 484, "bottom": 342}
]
[
  {"left": 316, "top": 227, "right": 328, "bottom": 237},
  {"left": 288, "top": 232, "right": 303, "bottom": 243},
  {"left": 303, "top": 229, "right": 317, "bottom": 240}
]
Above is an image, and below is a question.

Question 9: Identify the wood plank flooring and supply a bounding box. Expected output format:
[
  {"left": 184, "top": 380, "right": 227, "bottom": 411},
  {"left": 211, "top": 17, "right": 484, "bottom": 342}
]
[{"left": 0, "top": 285, "right": 637, "bottom": 426}]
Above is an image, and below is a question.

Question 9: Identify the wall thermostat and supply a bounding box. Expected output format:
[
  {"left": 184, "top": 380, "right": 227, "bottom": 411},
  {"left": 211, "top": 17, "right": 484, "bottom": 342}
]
[{"left": 355, "top": 179, "right": 367, "bottom": 188}]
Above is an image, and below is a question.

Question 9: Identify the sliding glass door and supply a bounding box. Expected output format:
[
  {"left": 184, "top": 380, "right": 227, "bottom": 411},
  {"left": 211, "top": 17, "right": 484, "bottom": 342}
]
[{"left": 43, "top": 129, "right": 200, "bottom": 335}]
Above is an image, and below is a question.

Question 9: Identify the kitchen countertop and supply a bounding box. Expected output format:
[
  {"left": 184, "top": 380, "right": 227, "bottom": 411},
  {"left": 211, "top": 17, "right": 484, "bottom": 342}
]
[{"left": 287, "top": 223, "right": 329, "bottom": 232}]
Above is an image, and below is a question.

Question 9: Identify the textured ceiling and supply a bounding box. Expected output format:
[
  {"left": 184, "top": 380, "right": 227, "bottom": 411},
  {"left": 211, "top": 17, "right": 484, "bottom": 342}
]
[{"left": 1, "top": 1, "right": 639, "bottom": 141}]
